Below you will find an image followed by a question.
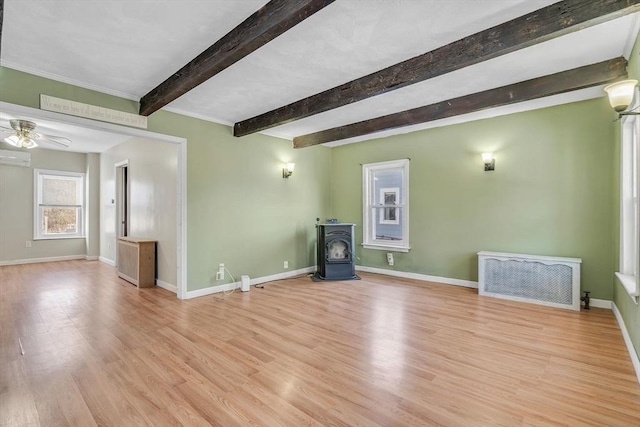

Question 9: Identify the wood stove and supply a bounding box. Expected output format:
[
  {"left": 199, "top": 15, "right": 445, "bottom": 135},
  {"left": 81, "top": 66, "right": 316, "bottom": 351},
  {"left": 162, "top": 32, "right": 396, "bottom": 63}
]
[{"left": 314, "top": 223, "right": 358, "bottom": 280}]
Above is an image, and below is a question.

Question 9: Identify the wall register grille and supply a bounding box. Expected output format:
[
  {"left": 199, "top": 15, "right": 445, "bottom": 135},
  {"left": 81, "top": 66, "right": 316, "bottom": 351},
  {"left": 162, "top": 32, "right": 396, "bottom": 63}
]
[{"left": 478, "top": 251, "right": 582, "bottom": 311}]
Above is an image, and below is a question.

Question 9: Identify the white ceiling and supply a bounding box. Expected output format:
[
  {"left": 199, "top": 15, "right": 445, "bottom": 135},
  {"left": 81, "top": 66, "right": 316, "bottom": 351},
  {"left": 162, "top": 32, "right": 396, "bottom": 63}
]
[
  {"left": 0, "top": 107, "right": 133, "bottom": 153},
  {"left": 1, "top": 0, "right": 639, "bottom": 152}
]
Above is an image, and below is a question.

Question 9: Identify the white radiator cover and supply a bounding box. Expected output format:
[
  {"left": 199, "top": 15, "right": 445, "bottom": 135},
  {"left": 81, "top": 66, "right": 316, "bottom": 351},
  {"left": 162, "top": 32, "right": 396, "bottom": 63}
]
[{"left": 478, "top": 251, "right": 582, "bottom": 311}]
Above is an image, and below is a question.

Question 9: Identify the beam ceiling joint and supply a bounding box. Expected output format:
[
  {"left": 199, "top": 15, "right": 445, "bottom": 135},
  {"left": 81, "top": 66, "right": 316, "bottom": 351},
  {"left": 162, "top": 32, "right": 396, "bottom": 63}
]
[
  {"left": 292, "top": 57, "right": 628, "bottom": 148},
  {"left": 139, "top": 0, "right": 335, "bottom": 117},
  {"left": 234, "top": 0, "right": 640, "bottom": 137}
]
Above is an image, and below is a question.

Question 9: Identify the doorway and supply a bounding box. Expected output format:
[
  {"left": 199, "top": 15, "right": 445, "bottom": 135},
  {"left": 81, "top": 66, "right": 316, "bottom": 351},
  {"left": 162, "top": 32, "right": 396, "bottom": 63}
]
[
  {"left": 0, "top": 101, "right": 187, "bottom": 299},
  {"left": 115, "top": 160, "right": 129, "bottom": 239}
]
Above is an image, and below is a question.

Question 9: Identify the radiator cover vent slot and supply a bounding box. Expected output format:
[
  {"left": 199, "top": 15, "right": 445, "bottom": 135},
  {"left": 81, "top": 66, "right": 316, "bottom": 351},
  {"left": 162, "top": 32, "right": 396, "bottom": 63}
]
[{"left": 478, "top": 251, "right": 582, "bottom": 311}]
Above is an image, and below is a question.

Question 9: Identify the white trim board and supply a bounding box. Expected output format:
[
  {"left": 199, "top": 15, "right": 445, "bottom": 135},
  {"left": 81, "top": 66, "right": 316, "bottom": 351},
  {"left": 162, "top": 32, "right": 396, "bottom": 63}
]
[
  {"left": 156, "top": 279, "right": 177, "bottom": 294},
  {"left": 100, "top": 257, "right": 176, "bottom": 293},
  {"left": 355, "top": 266, "right": 613, "bottom": 309},
  {"left": 589, "top": 298, "right": 612, "bottom": 309},
  {"left": 99, "top": 256, "right": 115, "bottom": 266},
  {"left": 612, "top": 303, "right": 640, "bottom": 384},
  {"left": 184, "top": 266, "right": 315, "bottom": 300},
  {"left": 0, "top": 254, "right": 85, "bottom": 266},
  {"left": 0, "top": 101, "right": 188, "bottom": 301},
  {"left": 0, "top": 101, "right": 184, "bottom": 144},
  {"left": 1, "top": 61, "right": 141, "bottom": 102},
  {"left": 1, "top": 62, "right": 238, "bottom": 130},
  {"left": 176, "top": 140, "right": 187, "bottom": 300},
  {"left": 355, "top": 265, "right": 478, "bottom": 288}
]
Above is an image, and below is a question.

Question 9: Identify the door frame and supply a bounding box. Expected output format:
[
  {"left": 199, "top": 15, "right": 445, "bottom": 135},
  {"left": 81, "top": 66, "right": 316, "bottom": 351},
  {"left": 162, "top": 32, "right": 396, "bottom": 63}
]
[
  {"left": 0, "top": 101, "right": 188, "bottom": 299},
  {"left": 114, "top": 159, "right": 129, "bottom": 269}
]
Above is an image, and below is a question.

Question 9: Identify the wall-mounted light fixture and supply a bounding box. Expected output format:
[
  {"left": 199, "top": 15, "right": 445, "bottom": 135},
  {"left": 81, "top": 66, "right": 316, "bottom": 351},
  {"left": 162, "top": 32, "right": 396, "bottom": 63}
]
[
  {"left": 481, "top": 152, "right": 495, "bottom": 171},
  {"left": 283, "top": 162, "right": 295, "bottom": 178},
  {"left": 604, "top": 79, "right": 639, "bottom": 117}
]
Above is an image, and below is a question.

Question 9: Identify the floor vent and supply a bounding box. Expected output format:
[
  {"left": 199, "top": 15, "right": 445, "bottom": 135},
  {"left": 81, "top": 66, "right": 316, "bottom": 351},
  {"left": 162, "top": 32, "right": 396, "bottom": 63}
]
[{"left": 478, "top": 251, "right": 582, "bottom": 311}]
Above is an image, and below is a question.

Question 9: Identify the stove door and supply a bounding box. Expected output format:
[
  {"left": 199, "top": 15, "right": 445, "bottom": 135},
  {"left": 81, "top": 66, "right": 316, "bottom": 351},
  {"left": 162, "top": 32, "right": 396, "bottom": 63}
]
[{"left": 326, "top": 238, "right": 351, "bottom": 262}]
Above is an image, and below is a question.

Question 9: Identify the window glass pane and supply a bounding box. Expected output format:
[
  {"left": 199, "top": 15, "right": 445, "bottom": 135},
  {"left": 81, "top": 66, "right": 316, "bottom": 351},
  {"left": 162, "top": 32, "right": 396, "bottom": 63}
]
[
  {"left": 374, "top": 207, "right": 403, "bottom": 240},
  {"left": 384, "top": 206, "right": 397, "bottom": 222},
  {"left": 328, "top": 240, "right": 349, "bottom": 260},
  {"left": 373, "top": 170, "right": 402, "bottom": 204},
  {"left": 383, "top": 191, "right": 396, "bottom": 207},
  {"left": 42, "top": 176, "right": 79, "bottom": 205},
  {"left": 40, "top": 207, "right": 79, "bottom": 235}
]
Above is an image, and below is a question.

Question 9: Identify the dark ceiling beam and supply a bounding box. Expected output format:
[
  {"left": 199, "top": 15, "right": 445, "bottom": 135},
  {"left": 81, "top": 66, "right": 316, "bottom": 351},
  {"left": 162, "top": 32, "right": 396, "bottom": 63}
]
[
  {"left": 292, "top": 57, "right": 627, "bottom": 148},
  {"left": 235, "top": 0, "right": 640, "bottom": 137},
  {"left": 139, "top": 0, "right": 335, "bottom": 116}
]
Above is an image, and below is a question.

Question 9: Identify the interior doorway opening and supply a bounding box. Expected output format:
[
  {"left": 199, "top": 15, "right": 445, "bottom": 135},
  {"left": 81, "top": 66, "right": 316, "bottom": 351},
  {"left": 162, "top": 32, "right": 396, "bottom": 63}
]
[
  {"left": 0, "top": 101, "right": 187, "bottom": 300},
  {"left": 115, "top": 161, "right": 129, "bottom": 239}
]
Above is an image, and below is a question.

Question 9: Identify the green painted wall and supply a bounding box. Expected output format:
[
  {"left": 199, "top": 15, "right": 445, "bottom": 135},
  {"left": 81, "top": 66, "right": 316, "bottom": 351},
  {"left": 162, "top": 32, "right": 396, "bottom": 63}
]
[
  {"left": 1, "top": 52, "right": 637, "bottom": 368},
  {"left": 612, "top": 32, "right": 640, "bottom": 361},
  {"left": 0, "top": 67, "right": 332, "bottom": 291},
  {"left": 149, "top": 112, "right": 332, "bottom": 289},
  {"left": 0, "top": 144, "right": 88, "bottom": 261},
  {"left": 331, "top": 97, "right": 617, "bottom": 300}
]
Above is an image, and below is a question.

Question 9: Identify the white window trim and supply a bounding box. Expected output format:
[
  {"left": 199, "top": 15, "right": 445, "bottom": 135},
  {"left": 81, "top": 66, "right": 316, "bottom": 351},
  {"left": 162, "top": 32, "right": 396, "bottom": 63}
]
[
  {"left": 616, "top": 97, "right": 639, "bottom": 303},
  {"left": 379, "top": 187, "right": 400, "bottom": 225},
  {"left": 616, "top": 272, "right": 638, "bottom": 300},
  {"left": 362, "top": 159, "right": 410, "bottom": 252},
  {"left": 34, "top": 168, "right": 86, "bottom": 240}
]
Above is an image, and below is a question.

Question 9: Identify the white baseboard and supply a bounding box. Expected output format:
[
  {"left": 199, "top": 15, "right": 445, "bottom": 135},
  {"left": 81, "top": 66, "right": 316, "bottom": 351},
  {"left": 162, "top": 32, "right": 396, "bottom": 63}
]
[
  {"left": 99, "top": 257, "right": 176, "bottom": 293},
  {"left": 156, "top": 279, "right": 177, "bottom": 294},
  {"left": 99, "top": 256, "right": 115, "bottom": 266},
  {"left": 185, "top": 281, "right": 240, "bottom": 299},
  {"left": 589, "top": 298, "right": 612, "bottom": 309},
  {"left": 251, "top": 266, "right": 315, "bottom": 286},
  {"left": 184, "top": 266, "right": 315, "bottom": 300},
  {"left": 85, "top": 255, "right": 99, "bottom": 261},
  {"left": 612, "top": 302, "right": 640, "bottom": 384},
  {"left": 355, "top": 266, "right": 616, "bottom": 310},
  {"left": 0, "top": 255, "right": 85, "bottom": 266},
  {"left": 356, "top": 265, "right": 478, "bottom": 288}
]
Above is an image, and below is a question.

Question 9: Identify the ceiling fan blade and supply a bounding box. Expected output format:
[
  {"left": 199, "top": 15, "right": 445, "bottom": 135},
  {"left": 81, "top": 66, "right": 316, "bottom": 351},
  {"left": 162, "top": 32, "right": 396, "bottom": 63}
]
[
  {"left": 39, "top": 133, "right": 71, "bottom": 148},
  {"left": 0, "top": 125, "right": 14, "bottom": 133}
]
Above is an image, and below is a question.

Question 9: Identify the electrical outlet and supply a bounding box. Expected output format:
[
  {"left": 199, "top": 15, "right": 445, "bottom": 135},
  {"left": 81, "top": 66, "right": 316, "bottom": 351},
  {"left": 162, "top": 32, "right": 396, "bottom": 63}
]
[
  {"left": 25, "top": 241, "right": 32, "bottom": 248},
  {"left": 216, "top": 263, "right": 225, "bottom": 281},
  {"left": 284, "top": 261, "right": 288, "bottom": 269},
  {"left": 386, "top": 252, "right": 394, "bottom": 266}
]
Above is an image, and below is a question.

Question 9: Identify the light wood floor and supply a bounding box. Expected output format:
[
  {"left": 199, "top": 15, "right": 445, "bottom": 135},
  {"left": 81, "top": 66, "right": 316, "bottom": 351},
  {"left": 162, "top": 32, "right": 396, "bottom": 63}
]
[{"left": 1, "top": 260, "right": 639, "bottom": 426}]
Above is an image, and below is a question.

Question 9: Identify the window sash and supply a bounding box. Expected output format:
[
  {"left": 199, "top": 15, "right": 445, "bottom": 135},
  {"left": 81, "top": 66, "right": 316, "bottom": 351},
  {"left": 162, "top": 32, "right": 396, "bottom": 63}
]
[
  {"left": 34, "top": 169, "right": 85, "bottom": 240},
  {"left": 362, "top": 160, "right": 409, "bottom": 250},
  {"left": 38, "top": 206, "right": 82, "bottom": 236},
  {"left": 618, "top": 112, "right": 639, "bottom": 297}
]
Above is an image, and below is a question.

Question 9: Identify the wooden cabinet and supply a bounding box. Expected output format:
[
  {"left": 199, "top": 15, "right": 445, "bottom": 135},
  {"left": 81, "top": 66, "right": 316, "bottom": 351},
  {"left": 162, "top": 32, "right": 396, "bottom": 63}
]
[{"left": 116, "top": 237, "right": 156, "bottom": 288}]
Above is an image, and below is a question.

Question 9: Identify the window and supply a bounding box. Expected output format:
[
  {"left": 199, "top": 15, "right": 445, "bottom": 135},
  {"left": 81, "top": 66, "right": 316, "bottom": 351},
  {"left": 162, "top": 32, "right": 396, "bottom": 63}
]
[
  {"left": 363, "top": 159, "right": 409, "bottom": 252},
  {"left": 380, "top": 187, "right": 399, "bottom": 224},
  {"left": 616, "top": 112, "right": 639, "bottom": 299},
  {"left": 34, "top": 169, "right": 85, "bottom": 240}
]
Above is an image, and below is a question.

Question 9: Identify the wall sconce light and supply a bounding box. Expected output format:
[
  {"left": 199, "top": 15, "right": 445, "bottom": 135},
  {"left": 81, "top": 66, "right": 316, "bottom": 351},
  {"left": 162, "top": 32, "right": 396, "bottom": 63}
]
[
  {"left": 283, "top": 162, "right": 295, "bottom": 178},
  {"left": 481, "top": 152, "right": 495, "bottom": 171},
  {"left": 604, "top": 79, "right": 639, "bottom": 117}
]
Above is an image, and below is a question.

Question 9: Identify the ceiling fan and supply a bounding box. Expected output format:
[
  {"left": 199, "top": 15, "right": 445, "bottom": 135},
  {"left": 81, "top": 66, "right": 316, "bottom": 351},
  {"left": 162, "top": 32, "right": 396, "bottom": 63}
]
[{"left": 0, "top": 119, "right": 71, "bottom": 149}]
